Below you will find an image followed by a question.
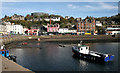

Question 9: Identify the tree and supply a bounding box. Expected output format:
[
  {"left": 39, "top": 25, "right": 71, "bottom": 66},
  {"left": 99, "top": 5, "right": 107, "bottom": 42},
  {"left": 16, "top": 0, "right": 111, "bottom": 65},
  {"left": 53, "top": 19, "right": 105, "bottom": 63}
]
[
  {"left": 68, "top": 17, "right": 75, "bottom": 25},
  {"left": 96, "top": 26, "right": 106, "bottom": 34}
]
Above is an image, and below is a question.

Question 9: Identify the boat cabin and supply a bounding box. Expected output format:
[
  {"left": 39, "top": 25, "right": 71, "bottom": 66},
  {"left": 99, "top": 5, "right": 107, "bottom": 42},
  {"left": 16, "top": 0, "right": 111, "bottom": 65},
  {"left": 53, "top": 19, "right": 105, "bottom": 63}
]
[{"left": 77, "top": 44, "right": 89, "bottom": 54}]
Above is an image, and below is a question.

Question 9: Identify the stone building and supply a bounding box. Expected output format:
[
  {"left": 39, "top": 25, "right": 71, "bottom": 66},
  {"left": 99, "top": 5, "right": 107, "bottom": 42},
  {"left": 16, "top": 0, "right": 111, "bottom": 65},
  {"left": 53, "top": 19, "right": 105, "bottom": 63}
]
[
  {"left": 77, "top": 18, "right": 96, "bottom": 35},
  {"left": 31, "top": 12, "right": 49, "bottom": 17},
  {"left": 11, "top": 14, "right": 24, "bottom": 20}
]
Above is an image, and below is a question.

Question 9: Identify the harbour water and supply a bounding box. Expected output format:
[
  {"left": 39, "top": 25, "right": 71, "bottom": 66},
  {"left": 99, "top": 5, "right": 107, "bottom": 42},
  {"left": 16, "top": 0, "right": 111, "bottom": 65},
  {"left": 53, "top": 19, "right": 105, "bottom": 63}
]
[{"left": 8, "top": 40, "right": 119, "bottom": 71}]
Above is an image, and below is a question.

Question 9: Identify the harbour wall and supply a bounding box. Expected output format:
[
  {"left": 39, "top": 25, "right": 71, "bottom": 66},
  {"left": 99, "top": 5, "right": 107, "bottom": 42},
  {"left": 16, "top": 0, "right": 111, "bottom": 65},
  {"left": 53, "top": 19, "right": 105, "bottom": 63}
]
[{"left": 0, "top": 35, "right": 120, "bottom": 46}]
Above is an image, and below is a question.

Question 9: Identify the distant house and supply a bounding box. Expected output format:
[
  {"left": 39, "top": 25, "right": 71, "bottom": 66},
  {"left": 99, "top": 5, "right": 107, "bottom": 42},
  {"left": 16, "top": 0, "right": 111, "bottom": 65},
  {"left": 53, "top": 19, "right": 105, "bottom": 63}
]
[
  {"left": 111, "top": 21, "right": 116, "bottom": 24},
  {"left": 27, "top": 29, "right": 39, "bottom": 35},
  {"left": 51, "top": 17, "right": 60, "bottom": 21},
  {"left": 58, "top": 27, "right": 77, "bottom": 35},
  {"left": 44, "top": 18, "right": 50, "bottom": 21},
  {"left": 77, "top": 18, "right": 96, "bottom": 35},
  {"left": 6, "top": 23, "right": 14, "bottom": 34},
  {"left": 68, "top": 28, "right": 77, "bottom": 35},
  {"left": 32, "top": 18, "right": 42, "bottom": 21},
  {"left": 58, "top": 28, "right": 69, "bottom": 34},
  {"left": 44, "top": 17, "right": 60, "bottom": 21},
  {"left": 47, "top": 23, "right": 60, "bottom": 35},
  {"left": 0, "top": 25, "right": 7, "bottom": 34},
  {"left": 11, "top": 14, "right": 24, "bottom": 20},
  {"left": 96, "top": 21, "right": 102, "bottom": 26},
  {"left": 13, "top": 24, "right": 23, "bottom": 34},
  {"left": 24, "top": 25, "right": 40, "bottom": 35},
  {"left": 31, "top": 12, "right": 49, "bottom": 17},
  {"left": 76, "top": 18, "right": 82, "bottom": 22},
  {"left": 23, "top": 27, "right": 28, "bottom": 35},
  {"left": 31, "top": 25, "right": 47, "bottom": 35},
  {"left": 65, "top": 16, "right": 70, "bottom": 19},
  {"left": 106, "top": 25, "right": 120, "bottom": 35}
]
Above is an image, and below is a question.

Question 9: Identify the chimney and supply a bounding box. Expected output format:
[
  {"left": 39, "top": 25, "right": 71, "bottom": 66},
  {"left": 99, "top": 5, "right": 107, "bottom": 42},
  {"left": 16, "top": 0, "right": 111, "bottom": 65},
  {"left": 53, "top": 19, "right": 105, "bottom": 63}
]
[{"left": 50, "top": 18, "right": 51, "bottom": 24}]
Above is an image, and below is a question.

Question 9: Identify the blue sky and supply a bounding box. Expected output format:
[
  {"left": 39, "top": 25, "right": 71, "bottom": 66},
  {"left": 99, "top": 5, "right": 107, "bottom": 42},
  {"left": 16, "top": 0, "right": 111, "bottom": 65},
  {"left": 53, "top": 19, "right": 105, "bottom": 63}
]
[{"left": 1, "top": 2, "right": 118, "bottom": 19}]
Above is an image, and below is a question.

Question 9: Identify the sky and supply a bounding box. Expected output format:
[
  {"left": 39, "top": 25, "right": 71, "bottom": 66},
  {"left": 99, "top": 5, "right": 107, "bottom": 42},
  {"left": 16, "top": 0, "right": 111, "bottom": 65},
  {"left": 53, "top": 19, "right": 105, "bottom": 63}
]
[
  {"left": 1, "top": 0, "right": 119, "bottom": 2},
  {"left": 0, "top": 1, "right": 119, "bottom": 19}
]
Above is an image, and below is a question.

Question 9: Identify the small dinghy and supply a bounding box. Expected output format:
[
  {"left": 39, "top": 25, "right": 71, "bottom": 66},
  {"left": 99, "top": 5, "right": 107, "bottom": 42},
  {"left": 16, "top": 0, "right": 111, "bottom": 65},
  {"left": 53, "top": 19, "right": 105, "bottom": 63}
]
[
  {"left": 59, "top": 44, "right": 65, "bottom": 47},
  {"left": 0, "top": 45, "right": 17, "bottom": 62}
]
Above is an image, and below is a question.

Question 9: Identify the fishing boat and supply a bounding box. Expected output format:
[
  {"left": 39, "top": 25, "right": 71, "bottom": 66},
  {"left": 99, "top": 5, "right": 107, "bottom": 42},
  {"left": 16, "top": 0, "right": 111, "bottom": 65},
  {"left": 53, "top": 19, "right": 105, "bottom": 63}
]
[
  {"left": 0, "top": 45, "right": 16, "bottom": 62},
  {"left": 72, "top": 41, "right": 114, "bottom": 62}
]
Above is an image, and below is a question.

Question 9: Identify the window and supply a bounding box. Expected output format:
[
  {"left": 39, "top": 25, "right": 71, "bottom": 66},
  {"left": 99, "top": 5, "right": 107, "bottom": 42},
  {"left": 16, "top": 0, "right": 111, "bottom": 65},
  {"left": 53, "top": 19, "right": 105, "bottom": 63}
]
[
  {"left": 2, "top": 52, "right": 4, "bottom": 54},
  {"left": 81, "top": 48, "right": 82, "bottom": 50},
  {"left": 34, "top": 30, "right": 37, "bottom": 32}
]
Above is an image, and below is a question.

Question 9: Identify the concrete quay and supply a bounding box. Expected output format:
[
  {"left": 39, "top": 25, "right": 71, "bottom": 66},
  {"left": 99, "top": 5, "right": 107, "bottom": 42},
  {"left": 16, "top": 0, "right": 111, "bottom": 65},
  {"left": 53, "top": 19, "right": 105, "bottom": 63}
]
[{"left": 0, "top": 55, "right": 34, "bottom": 73}]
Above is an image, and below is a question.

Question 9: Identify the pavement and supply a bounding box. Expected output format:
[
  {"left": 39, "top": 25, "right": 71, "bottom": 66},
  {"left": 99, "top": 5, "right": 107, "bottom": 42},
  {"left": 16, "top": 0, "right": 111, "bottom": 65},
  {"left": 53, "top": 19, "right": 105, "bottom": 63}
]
[{"left": 0, "top": 55, "right": 34, "bottom": 73}]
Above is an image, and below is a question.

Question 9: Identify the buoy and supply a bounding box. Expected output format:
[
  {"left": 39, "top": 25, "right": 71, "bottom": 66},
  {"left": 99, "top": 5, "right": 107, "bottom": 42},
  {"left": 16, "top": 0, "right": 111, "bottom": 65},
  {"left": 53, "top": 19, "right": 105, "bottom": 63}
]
[
  {"left": 22, "top": 42, "right": 28, "bottom": 45},
  {"left": 38, "top": 38, "right": 40, "bottom": 41}
]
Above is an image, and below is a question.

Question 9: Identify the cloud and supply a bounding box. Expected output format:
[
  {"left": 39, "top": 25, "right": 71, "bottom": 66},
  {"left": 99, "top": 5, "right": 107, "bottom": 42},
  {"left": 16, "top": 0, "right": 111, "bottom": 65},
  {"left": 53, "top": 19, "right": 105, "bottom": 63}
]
[
  {"left": 99, "top": 2, "right": 118, "bottom": 9},
  {"left": 67, "top": 2, "right": 118, "bottom": 11},
  {"left": 67, "top": 4, "right": 79, "bottom": 9}
]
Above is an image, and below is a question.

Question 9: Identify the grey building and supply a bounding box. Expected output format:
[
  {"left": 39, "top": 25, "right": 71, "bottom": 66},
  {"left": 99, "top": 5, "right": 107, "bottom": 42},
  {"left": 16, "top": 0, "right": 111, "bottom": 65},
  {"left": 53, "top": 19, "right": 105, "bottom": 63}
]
[
  {"left": 11, "top": 14, "right": 24, "bottom": 20},
  {"left": 31, "top": 12, "right": 49, "bottom": 17}
]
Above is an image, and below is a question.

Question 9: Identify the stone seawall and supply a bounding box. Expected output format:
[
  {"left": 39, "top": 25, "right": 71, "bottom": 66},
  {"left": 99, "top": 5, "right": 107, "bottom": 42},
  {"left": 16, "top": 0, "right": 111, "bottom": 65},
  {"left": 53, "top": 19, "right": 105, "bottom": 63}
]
[
  {"left": 39, "top": 35, "right": 120, "bottom": 42},
  {"left": 0, "top": 35, "right": 31, "bottom": 46},
  {"left": 0, "top": 35, "right": 120, "bottom": 45}
]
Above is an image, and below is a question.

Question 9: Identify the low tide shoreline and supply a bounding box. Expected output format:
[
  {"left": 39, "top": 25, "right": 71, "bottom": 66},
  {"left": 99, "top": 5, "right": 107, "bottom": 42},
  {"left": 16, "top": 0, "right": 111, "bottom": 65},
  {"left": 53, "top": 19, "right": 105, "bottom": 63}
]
[{"left": 2, "top": 35, "right": 119, "bottom": 46}]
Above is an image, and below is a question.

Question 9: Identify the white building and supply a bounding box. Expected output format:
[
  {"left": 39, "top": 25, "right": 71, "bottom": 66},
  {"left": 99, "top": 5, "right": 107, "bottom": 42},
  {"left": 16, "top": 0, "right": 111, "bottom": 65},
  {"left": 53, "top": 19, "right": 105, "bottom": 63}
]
[
  {"left": 44, "top": 18, "right": 50, "bottom": 21},
  {"left": 58, "top": 28, "right": 77, "bottom": 34},
  {"left": 106, "top": 25, "right": 120, "bottom": 35},
  {"left": 6, "top": 24, "right": 14, "bottom": 34},
  {"left": 65, "top": 16, "right": 70, "bottom": 19},
  {"left": 58, "top": 28, "right": 69, "bottom": 34},
  {"left": 96, "top": 21, "right": 102, "bottom": 26},
  {"left": 68, "top": 29, "right": 77, "bottom": 34},
  {"left": 44, "top": 17, "right": 60, "bottom": 21},
  {"left": 11, "top": 14, "right": 24, "bottom": 20},
  {"left": 3, "top": 21, "right": 11, "bottom": 25},
  {"left": 51, "top": 17, "right": 60, "bottom": 21},
  {"left": 13, "top": 25, "right": 23, "bottom": 34},
  {"left": 0, "top": 25, "right": 7, "bottom": 34},
  {"left": 23, "top": 27, "right": 28, "bottom": 35}
]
